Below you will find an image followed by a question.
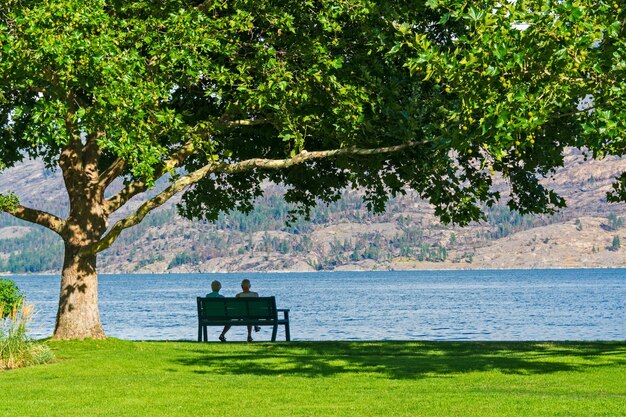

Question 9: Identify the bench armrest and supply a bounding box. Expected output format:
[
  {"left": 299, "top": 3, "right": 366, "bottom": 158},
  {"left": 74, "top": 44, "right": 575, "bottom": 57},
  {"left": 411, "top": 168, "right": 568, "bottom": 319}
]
[{"left": 277, "top": 308, "right": 290, "bottom": 320}]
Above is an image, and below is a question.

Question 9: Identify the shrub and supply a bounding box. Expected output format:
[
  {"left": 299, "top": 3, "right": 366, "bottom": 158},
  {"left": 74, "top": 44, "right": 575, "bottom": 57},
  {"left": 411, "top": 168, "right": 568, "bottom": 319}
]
[
  {"left": 608, "top": 213, "right": 624, "bottom": 230},
  {"left": 0, "top": 278, "right": 24, "bottom": 319},
  {"left": 0, "top": 298, "right": 54, "bottom": 370},
  {"left": 610, "top": 235, "right": 621, "bottom": 251}
]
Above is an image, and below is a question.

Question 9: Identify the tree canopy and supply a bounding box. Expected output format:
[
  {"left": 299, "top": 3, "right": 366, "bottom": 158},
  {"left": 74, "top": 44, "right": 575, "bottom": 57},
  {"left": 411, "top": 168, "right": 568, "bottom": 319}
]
[
  {"left": 1, "top": 0, "right": 573, "bottom": 231},
  {"left": 396, "top": 0, "right": 626, "bottom": 207},
  {"left": 0, "top": 0, "right": 624, "bottom": 339}
]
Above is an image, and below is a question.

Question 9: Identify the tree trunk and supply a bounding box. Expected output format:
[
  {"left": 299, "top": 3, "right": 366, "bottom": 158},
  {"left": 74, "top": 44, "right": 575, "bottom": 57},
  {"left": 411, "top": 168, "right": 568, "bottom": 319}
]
[{"left": 52, "top": 244, "right": 106, "bottom": 340}]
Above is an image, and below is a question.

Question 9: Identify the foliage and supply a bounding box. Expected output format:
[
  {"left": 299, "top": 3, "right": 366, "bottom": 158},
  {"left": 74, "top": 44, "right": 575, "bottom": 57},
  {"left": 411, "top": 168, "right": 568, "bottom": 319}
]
[
  {"left": 0, "top": 301, "right": 54, "bottom": 370},
  {"left": 0, "top": 0, "right": 600, "bottom": 232},
  {"left": 0, "top": 339, "right": 624, "bottom": 415},
  {"left": 396, "top": 0, "right": 626, "bottom": 212},
  {"left": 0, "top": 278, "right": 23, "bottom": 318},
  {"left": 167, "top": 251, "right": 202, "bottom": 269},
  {"left": 0, "top": 193, "right": 19, "bottom": 213},
  {"left": 575, "top": 218, "right": 583, "bottom": 231},
  {"left": 607, "top": 212, "right": 624, "bottom": 230},
  {"left": 610, "top": 235, "right": 621, "bottom": 251}
]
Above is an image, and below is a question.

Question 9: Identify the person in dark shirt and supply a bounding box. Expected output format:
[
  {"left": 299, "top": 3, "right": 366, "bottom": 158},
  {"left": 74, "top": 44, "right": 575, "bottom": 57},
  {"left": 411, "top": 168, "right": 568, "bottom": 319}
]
[
  {"left": 206, "top": 280, "right": 230, "bottom": 342},
  {"left": 206, "top": 280, "right": 224, "bottom": 298}
]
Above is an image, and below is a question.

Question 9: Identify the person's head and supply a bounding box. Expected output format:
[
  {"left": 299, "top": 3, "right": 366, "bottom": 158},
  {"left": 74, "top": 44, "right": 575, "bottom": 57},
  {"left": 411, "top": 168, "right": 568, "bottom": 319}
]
[
  {"left": 241, "top": 279, "right": 251, "bottom": 291},
  {"left": 211, "top": 280, "right": 221, "bottom": 292}
]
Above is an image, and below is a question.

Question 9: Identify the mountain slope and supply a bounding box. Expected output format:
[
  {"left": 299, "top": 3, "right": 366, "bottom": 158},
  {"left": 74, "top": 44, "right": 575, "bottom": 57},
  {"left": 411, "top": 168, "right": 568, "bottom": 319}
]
[{"left": 0, "top": 149, "right": 625, "bottom": 273}]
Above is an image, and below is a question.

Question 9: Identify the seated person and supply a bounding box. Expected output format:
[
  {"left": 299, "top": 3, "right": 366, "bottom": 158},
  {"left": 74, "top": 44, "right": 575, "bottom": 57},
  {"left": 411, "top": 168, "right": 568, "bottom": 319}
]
[
  {"left": 206, "top": 280, "right": 224, "bottom": 298},
  {"left": 236, "top": 279, "right": 260, "bottom": 341},
  {"left": 206, "top": 280, "right": 230, "bottom": 342},
  {"left": 236, "top": 278, "right": 258, "bottom": 298}
]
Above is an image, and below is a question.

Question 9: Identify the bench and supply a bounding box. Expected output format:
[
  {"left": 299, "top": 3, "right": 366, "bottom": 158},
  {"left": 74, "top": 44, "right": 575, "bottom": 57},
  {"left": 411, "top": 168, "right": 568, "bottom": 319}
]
[{"left": 197, "top": 296, "right": 290, "bottom": 342}]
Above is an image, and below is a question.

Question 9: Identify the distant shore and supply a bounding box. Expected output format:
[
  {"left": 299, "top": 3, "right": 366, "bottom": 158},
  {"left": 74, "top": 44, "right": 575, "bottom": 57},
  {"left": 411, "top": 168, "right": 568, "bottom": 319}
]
[{"left": 4, "top": 264, "right": 626, "bottom": 276}]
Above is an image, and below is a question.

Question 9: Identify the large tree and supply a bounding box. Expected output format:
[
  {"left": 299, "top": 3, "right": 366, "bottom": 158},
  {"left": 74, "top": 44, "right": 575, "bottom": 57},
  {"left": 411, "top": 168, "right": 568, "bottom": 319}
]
[{"left": 0, "top": 0, "right": 623, "bottom": 339}]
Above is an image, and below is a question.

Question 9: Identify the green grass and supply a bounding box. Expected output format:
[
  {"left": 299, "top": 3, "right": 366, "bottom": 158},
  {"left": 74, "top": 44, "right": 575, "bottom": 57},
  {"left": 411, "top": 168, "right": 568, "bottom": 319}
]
[{"left": 0, "top": 339, "right": 624, "bottom": 416}]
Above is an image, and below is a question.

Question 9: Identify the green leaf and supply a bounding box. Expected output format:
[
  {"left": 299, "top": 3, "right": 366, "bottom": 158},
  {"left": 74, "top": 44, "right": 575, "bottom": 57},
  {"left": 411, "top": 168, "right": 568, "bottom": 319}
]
[
  {"left": 466, "top": 7, "right": 485, "bottom": 22},
  {"left": 426, "top": 0, "right": 439, "bottom": 10}
]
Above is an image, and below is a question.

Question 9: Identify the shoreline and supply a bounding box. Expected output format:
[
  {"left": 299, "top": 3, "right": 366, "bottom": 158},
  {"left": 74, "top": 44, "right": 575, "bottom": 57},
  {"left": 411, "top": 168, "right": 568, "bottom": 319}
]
[{"left": 4, "top": 264, "right": 626, "bottom": 276}]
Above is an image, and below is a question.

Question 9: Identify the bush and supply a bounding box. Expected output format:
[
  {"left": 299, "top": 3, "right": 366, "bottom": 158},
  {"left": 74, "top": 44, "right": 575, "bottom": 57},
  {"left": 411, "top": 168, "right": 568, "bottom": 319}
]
[
  {"left": 610, "top": 235, "right": 621, "bottom": 251},
  {"left": 0, "top": 279, "right": 54, "bottom": 369},
  {"left": 0, "top": 278, "right": 23, "bottom": 318},
  {"left": 0, "top": 302, "right": 54, "bottom": 370}
]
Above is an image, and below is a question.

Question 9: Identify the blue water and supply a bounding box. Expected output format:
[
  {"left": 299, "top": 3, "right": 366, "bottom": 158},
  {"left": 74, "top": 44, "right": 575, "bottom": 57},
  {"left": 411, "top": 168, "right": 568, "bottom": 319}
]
[{"left": 10, "top": 269, "right": 626, "bottom": 342}]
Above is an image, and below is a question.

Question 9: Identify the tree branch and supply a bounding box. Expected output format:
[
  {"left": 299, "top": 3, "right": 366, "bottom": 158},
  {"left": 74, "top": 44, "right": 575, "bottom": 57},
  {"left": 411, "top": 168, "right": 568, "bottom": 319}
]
[
  {"left": 103, "top": 119, "right": 272, "bottom": 214},
  {"left": 103, "top": 140, "right": 196, "bottom": 215},
  {"left": 59, "top": 137, "right": 84, "bottom": 192},
  {"left": 556, "top": 107, "right": 595, "bottom": 119},
  {"left": 99, "top": 119, "right": 270, "bottom": 206},
  {"left": 83, "top": 132, "right": 103, "bottom": 187},
  {"left": 195, "top": 0, "right": 214, "bottom": 12},
  {"left": 190, "top": 119, "right": 272, "bottom": 138},
  {"left": 220, "top": 119, "right": 271, "bottom": 128},
  {"left": 83, "top": 140, "right": 423, "bottom": 255},
  {"left": 98, "top": 157, "right": 127, "bottom": 191},
  {"left": 207, "top": 141, "right": 423, "bottom": 173},
  {"left": 3, "top": 203, "right": 65, "bottom": 236}
]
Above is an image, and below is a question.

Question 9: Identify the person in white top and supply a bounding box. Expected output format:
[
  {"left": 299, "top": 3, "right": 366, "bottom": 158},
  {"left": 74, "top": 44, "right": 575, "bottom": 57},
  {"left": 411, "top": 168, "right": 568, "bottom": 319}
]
[{"left": 236, "top": 279, "right": 260, "bottom": 342}]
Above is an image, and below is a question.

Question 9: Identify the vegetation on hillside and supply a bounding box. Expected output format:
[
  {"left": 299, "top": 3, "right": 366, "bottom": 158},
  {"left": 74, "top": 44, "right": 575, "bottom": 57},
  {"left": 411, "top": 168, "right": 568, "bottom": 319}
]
[{"left": 1, "top": 186, "right": 622, "bottom": 273}]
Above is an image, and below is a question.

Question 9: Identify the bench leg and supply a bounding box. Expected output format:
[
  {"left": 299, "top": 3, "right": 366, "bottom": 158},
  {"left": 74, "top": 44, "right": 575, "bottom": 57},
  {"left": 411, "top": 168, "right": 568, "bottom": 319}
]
[
  {"left": 284, "top": 322, "right": 290, "bottom": 342},
  {"left": 271, "top": 324, "right": 278, "bottom": 342}
]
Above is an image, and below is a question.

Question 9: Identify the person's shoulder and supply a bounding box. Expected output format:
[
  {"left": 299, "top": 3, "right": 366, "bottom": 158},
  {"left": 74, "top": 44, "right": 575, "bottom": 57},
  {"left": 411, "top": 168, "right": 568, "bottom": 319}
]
[
  {"left": 236, "top": 291, "right": 259, "bottom": 297},
  {"left": 206, "top": 292, "right": 225, "bottom": 298}
]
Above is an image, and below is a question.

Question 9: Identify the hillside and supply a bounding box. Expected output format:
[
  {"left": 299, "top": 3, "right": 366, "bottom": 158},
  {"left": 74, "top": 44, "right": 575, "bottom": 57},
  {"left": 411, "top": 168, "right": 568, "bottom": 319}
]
[{"left": 0, "top": 149, "right": 625, "bottom": 273}]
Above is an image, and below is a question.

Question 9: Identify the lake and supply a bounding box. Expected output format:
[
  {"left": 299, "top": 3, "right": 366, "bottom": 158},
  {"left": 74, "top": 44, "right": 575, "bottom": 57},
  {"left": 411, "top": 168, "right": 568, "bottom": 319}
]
[{"left": 10, "top": 269, "right": 626, "bottom": 342}]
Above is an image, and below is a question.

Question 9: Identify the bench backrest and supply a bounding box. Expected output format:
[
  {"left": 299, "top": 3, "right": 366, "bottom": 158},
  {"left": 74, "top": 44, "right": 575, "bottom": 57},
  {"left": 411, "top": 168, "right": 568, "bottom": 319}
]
[{"left": 197, "top": 296, "right": 278, "bottom": 322}]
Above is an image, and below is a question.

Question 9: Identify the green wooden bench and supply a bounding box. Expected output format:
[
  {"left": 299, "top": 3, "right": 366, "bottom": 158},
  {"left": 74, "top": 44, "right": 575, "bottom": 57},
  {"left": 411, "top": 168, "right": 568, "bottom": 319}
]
[{"left": 197, "top": 296, "right": 291, "bottom": 342}]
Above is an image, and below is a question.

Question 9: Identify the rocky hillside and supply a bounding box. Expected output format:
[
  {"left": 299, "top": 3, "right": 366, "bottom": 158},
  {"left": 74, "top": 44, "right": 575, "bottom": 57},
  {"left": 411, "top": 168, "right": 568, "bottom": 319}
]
[{"left": 0, "top": 149, "right": 625, "bottom": 273}]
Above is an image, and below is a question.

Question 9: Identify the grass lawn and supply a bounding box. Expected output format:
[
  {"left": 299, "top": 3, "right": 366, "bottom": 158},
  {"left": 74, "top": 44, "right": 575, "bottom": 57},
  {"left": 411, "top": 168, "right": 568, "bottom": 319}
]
[{"left": 0, "top": 339, "right": 624, "bottom": 416}]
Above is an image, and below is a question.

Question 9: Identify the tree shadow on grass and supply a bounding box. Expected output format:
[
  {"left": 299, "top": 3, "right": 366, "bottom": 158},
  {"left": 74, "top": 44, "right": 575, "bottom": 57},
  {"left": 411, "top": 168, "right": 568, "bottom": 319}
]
[{"left": 170, "top": 341, "right": 626, "bottom": 380}]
